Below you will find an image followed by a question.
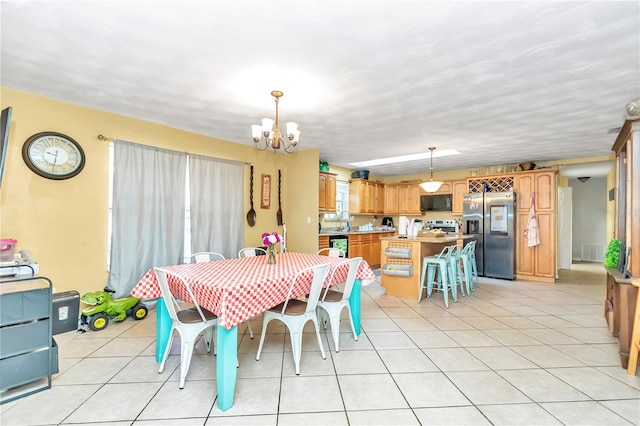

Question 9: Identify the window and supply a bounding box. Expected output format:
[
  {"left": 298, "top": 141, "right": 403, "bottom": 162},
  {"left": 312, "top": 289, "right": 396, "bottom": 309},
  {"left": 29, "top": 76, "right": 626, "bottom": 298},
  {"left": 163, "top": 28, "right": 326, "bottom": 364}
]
[{"left": 323, "top": 180, "right": 349, "bottom": 221}]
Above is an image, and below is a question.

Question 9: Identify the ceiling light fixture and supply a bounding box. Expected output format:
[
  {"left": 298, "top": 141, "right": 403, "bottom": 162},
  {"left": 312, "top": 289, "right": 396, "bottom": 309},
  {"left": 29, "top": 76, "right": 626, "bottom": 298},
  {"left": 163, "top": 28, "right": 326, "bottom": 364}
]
[
  {"left": 419, "top": 147, "right": 443, "bottom": 193},
  {"left": 577, "top": 176, "right": 590, "bottom": 182},
  {"left": 251, "top": 90, "right": 300, "bottom": 153}
]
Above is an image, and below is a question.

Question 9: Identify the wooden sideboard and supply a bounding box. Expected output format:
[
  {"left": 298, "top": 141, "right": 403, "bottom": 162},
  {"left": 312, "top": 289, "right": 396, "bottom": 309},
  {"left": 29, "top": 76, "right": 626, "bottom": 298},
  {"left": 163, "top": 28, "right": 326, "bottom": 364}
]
[{"left": 605, "top": 267, "right": 638, "bottom": 368}]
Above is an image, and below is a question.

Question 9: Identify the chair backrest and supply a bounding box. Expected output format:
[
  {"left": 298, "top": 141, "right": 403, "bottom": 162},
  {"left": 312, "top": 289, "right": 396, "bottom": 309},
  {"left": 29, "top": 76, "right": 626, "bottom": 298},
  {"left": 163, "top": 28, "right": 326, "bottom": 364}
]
[
  {"left": 191, "top": 252, "right": 225, "bottom": 263},
  {"left": 322, "top": 257, "right": 362, "bottom": 302},
  {"left": 461, "top": 241, "right": 474, "bottom": 256},
  {"left": 435, "top": 245, "right": 453, "bottom": 260},
  {"left": 238, "top": 247, "right": 267, "bottom": 258},
  {"left": 317, "top": 247, "right": 346, "bottom": 258},
  {"left": 154, "top": 267, "right": 208, "bottom": 323},
  {"left": 280, "top": 263, "right": 330, "bottom": 315}
]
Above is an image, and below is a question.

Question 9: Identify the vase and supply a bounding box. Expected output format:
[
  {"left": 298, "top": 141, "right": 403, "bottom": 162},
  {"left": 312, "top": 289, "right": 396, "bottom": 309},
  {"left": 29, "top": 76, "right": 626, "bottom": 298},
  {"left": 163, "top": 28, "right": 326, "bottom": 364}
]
[{"left": 266, "top": 246, "right": 277, "bottom": 265}]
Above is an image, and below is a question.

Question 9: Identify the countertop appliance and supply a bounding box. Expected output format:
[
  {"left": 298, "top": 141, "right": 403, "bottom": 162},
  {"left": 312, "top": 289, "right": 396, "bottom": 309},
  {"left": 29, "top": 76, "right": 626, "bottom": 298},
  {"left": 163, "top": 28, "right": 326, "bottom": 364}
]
[
  {"left": 382, "top": 217, "right": 394, "bottom": 227},
  {"left": 420, "top": 194, "right": 452, "bottom": 212},
  {"left": 425, "top": 219, "right": 458, "bottom": 233},
  {"left": 463, "top": 191, "right": 516, "bottom": 280}
]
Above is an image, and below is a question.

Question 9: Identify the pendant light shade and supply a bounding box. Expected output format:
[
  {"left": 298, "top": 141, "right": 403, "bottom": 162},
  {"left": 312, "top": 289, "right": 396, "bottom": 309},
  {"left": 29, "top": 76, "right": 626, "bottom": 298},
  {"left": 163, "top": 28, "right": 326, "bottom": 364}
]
[{"left": 419, "top": 147, "right": 443, "bottom": 192}]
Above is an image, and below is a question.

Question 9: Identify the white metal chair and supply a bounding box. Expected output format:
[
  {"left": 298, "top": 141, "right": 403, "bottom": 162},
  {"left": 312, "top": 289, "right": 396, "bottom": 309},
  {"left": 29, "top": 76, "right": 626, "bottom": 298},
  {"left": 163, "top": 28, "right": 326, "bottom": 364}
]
[
  {"left": 317, "top": 247, "right": 346, "bottom": 258},
  {"left": 256, "top": 263, "right": 331, "bottom": 375},
  {"left": 190, "top": 252, "right": 225, "bottom": 263},
  {"left": 154, "top": 267, "right": 218, "bottom": 389},
  {"left": 238, "top": 247, "right": 267, "bottom": 258},
  {"left": 190, "top": 251, "right": 254, "bottom": 338},
  {"left": 317, "top": 257, "right": 362, "bottom": 352}
]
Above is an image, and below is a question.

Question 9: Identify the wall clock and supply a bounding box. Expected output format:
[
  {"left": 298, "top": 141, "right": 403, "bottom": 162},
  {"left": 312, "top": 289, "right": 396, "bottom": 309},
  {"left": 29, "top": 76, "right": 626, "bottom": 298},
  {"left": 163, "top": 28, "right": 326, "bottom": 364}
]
[{"left": 22, "top": 132, "right": 85, "bottom": 180}]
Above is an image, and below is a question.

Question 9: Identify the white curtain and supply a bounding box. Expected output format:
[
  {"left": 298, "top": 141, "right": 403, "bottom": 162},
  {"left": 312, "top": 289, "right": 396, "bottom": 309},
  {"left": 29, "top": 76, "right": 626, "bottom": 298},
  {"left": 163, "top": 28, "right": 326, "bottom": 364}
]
[
  {"left": 108, "top": 140, "right": 187, "bottom": 298},
  {"left": 189, "top": 154, "right": 244, "bottom": 259}
]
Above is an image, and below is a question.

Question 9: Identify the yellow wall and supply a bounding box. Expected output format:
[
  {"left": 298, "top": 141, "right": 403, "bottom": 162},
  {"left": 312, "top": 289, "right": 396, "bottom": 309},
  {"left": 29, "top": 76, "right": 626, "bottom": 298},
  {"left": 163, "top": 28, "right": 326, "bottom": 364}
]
[{"left": 0, "top": 88, "right": 318, "bottom": 294}]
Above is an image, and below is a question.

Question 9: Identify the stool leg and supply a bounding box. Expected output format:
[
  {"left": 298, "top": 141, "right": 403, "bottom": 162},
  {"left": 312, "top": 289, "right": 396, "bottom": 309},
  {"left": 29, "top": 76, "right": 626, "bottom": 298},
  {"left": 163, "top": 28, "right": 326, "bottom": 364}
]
[
  {"left": 418, "top": 258, "right": 429, "bottom": 302},
  {"left": 440, "top": 260, "right": 449, "bottom": 309},
  {"left": 461, "top": 256, "right": 472, "bottom": 295},
  {"left": 427, "top": 264, "right": 436, "bottom": 297}
]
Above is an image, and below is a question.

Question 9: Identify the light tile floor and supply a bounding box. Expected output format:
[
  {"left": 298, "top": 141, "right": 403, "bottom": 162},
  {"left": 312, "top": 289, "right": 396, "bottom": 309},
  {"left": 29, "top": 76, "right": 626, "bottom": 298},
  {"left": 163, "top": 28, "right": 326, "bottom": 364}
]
[{"left": 1, "top": 263, "right": 639, "bottom": 425}]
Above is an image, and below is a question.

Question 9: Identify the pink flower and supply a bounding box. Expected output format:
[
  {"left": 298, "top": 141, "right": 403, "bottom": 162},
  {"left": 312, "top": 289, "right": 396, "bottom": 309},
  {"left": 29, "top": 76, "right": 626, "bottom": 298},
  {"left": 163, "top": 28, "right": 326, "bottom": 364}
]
[{"left": 262, "top": 232, "right": 281, "bottom": 246}]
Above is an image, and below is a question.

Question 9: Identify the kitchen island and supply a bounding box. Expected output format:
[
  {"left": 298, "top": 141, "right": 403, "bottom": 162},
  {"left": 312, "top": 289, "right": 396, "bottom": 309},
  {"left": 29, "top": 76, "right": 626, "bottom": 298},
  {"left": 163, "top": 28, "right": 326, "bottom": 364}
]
[{"left": 380, "top": 234, "right": 473, "bottom": 299}]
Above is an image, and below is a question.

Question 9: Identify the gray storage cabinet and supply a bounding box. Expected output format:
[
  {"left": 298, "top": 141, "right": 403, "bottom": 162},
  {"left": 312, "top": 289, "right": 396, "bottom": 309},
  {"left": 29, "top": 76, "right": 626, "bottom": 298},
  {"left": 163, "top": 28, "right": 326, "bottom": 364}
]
[{"left": 0, "top": 275, "right": 57, "bottom": 404}]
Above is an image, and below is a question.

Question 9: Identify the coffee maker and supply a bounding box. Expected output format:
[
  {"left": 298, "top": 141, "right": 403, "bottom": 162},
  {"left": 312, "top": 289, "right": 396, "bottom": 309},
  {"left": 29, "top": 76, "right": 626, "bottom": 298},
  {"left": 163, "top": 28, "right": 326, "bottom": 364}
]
[{"left": 382, "top": 217, "right": 394, "bottom": 227}]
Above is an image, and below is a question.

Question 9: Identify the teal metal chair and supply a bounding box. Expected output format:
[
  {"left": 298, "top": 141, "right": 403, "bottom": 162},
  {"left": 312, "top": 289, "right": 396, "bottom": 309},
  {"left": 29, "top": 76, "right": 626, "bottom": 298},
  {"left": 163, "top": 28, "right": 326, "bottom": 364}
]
[{"left": 418, "top": 245, "right": 458, "bottom": 308}]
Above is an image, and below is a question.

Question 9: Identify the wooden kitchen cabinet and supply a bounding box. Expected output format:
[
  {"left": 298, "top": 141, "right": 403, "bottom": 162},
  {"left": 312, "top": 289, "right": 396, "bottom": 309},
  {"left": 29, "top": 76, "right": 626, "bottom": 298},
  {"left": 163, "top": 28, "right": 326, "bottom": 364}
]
[
  {"left": 398, "top": 184, "right": 421, "bottom": 215},
  {"left": 436, "top": 181, "right": 452, "bottom": 194},
  {"left": 319, "top": 172, "right": 337, "bottom": 213},
  {"left": 318, "top": 236, "right": 329, "bottom": 252},
  {"left": 513, "top": 170, "right": 556, "bottom": 281},
  {"left": 384, "top": 184, "right": 399, "bottom": 214},
  {"left": 452, "top": 180, "right": 467, "bottom": 214},
  {"left": 349, "top": 179, "right": 384, "bottom": 214},
  {"left": 348, "top": 234, "right": 362, "bottom": 258}
]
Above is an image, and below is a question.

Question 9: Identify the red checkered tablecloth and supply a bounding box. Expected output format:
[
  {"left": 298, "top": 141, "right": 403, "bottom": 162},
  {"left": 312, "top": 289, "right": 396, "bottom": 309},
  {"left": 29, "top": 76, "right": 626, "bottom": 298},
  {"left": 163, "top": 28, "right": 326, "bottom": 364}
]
[{"left": 131, "top": 252, "right": 376, "bottom": 329}]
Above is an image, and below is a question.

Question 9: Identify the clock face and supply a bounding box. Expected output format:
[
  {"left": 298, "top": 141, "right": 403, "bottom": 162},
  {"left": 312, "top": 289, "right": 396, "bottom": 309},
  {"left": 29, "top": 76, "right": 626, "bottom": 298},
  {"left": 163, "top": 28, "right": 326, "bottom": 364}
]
[{"left": 22, "top": 132, "right": 85, "bottom": 180}]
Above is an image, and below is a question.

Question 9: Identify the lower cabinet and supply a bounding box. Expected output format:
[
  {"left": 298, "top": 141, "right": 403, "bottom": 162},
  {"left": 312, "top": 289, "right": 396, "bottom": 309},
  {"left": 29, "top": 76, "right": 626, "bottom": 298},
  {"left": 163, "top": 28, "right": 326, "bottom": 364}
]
[
  {"left": 318, "top": 236, "right": 329, "bottom": 252},
  {"left": 515, "top": 211, "right": 555, "bottom": 281},
  {"left": 604, "top": 267, "right": 638, "bottom": 368}
]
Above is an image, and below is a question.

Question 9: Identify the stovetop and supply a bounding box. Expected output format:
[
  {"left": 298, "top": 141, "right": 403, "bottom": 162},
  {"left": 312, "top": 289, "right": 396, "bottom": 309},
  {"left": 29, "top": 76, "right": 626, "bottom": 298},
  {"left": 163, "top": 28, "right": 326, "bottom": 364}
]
[{"left": 425, "top": 219, "right": 458, "bottom": 232}]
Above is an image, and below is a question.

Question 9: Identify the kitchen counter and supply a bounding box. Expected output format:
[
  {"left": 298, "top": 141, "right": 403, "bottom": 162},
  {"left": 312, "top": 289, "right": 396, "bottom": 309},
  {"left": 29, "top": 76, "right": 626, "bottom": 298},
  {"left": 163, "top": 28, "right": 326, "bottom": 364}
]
[
  {"left": 318, "top": 229, "right": 396, "bottom": 236},
  {"left": 380, "top": 234, "right": 472, "bottom": 299},
  {"left": 380, "top": 234, "right": 470, "bottom": 243}
]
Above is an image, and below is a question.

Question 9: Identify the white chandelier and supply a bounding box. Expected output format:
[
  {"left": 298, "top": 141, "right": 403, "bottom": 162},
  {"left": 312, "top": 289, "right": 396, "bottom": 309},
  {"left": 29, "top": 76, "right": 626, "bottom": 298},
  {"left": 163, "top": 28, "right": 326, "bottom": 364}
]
[
  {"left": 251, "top": 90, "right": 300, "bottom": 153},
  {"left": 419, "top": 147, "right": 443, "bottom": 192}
]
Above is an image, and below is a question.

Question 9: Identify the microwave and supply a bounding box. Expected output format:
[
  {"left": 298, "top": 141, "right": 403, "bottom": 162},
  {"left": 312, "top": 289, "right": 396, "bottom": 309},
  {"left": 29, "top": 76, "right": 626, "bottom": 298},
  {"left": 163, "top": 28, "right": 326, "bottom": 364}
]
[{"left": 420, "top": 194, "right": 452, "bottom": 212}]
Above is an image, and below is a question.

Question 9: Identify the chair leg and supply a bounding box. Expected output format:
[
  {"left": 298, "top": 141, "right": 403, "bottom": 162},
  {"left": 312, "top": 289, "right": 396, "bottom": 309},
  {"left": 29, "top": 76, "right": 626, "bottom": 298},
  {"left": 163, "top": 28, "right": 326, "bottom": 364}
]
[
  {"left": 418, "top": 258, "right": 429, "bottom": 302},
  {"left": 158, "top": 327, "right": 176, "bottom": 374},
  {"left": 346, "top": 304, "right": 358, "bottom": 342},
  {"left": 255, "top": 317, "right": 272, "bottom": 361},
  {"left": 247, "top": 319, "right": 254, "bottom": 339},
  {"left": 440, "top": 261, "right": 450, "bottom": 309},
  {"left": 179, "top": 340, "right": 194, "bottom": 389},
  {"left": 323, "top": 306, "right": 341, "bottom": 352},
  {"left": 312, "top": 317, "right": 327, "bottom": 360},
  {"left": 290, "top": 328, "right": 302, "bottom": 375},
  {"left": 203, "top": 326, "right": 214, "bottom": 354}
]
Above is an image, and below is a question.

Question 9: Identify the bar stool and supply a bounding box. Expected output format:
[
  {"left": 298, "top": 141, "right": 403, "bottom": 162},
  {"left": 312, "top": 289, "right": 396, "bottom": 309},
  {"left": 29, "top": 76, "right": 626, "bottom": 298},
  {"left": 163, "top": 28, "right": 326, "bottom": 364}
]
[
  {"left": 449, "top": 244, "right": 467, "bottom": 297},
  {"left": 627, "top": 280, "right": 640, "bottom": 376},
  {"left": 459, "top": 241, "right": 476, "bottom": 294},
  {"left": 464, "top": 241, "right": 479, "bottom": 290},
  {"left": 418, "top": 245, "right": 457, "bottom": 308}
]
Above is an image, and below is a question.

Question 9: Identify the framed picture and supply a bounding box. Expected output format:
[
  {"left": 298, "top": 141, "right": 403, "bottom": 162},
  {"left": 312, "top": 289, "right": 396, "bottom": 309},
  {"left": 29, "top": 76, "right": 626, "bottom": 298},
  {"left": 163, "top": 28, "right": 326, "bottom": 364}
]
[{"left": 261, "top": 174, "right": 271, "bottom": 209}]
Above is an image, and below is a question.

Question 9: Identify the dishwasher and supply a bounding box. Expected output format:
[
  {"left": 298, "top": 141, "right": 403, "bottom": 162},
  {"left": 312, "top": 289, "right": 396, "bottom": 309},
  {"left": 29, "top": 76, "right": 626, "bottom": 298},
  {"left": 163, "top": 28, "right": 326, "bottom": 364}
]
[{"left": 328, "top": 235, "right": 348, "bottom": 257}]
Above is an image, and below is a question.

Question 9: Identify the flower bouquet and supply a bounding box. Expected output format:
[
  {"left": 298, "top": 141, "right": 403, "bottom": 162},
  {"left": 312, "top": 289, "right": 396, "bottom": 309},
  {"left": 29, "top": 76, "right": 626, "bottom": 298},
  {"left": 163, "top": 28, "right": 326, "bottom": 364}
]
[{"left": 262, "top": 232, "right": 281, "bottom": 264}]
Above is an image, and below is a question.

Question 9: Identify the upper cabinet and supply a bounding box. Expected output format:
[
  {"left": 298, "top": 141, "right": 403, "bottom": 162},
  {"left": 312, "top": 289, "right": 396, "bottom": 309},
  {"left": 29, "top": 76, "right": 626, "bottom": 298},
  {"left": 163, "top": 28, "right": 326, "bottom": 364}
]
[
  {"left": 384, "top": 184, "right": 399, "bottom": 214},
  {"left": 436, "top": 182, "right": 452, "bottom": 194},
  {"left": 452, "top": 180, "right": 468, "bottom": 214},
  {"left": 319, "top": 172, "right": 337, "bottom": 213},
  {"left": 398, "top": 184, "right": 421, "bottom": 215},
  {"left": 349, "top": 179, "right": 384, "bottom": 215}
]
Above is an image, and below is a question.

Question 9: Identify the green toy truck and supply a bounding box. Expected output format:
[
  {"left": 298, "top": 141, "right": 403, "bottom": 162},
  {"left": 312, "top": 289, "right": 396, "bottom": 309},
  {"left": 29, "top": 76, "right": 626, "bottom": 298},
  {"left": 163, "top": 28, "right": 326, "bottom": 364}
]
[{"left": 80, "top": 288, "right": 148, "bottom": 331}]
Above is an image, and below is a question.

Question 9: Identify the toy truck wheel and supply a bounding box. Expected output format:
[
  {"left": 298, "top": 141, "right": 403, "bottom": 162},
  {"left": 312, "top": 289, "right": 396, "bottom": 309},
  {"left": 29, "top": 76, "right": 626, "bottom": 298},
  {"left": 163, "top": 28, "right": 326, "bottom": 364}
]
[
  {"left": 89, "top": 313, "right": 109, "bottom": 331},
  {"left": 132, "top": 303, "right": 148, "bottom": 320}
]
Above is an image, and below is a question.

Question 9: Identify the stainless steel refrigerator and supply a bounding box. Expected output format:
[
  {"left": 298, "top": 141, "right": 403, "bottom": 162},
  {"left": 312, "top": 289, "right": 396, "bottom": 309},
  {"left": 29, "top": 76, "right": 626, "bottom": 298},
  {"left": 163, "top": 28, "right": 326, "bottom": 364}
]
[{"left": 462, "top": 191, "right": 516, "bottom": 280}]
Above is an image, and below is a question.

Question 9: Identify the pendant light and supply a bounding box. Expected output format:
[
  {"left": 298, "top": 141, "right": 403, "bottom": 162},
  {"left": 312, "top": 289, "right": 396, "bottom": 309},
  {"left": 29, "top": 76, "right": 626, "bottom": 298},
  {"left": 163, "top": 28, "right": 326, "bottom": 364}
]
[{"left": 419, "top": 147, "right": 443, "bottom": 192}]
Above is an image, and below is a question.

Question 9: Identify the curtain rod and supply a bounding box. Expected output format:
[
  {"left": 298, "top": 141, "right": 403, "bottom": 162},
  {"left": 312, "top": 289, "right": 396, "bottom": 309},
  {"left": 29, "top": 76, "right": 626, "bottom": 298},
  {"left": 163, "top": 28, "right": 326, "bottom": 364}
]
[{"left": 96, "top": 134, "right": 251, "bottom": 165}]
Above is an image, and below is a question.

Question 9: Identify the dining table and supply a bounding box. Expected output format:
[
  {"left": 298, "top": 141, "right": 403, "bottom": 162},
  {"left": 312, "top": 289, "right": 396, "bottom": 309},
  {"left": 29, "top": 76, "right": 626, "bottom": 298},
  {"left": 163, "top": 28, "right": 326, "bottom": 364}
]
[{"left": 130, "top": 252, "right": 376, "bottom": 411}]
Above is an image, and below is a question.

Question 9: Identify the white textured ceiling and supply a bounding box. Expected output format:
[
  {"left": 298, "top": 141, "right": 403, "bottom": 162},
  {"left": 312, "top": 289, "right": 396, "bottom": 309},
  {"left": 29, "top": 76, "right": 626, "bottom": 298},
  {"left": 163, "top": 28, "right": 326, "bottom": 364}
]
[{"left": 1, "top": 1, "right": 638, "bottom": 177}]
